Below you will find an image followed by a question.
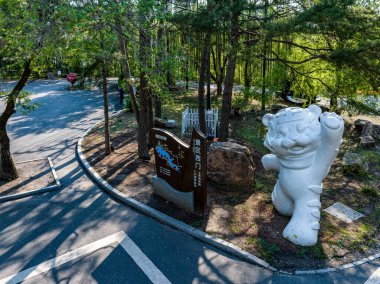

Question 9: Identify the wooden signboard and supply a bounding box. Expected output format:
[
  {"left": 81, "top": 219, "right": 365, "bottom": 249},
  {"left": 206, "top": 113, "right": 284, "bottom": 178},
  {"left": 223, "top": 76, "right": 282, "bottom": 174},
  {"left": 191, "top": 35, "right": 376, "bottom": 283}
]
[{"left": 151, "top": 128, "right": 207, "bottom": 213}]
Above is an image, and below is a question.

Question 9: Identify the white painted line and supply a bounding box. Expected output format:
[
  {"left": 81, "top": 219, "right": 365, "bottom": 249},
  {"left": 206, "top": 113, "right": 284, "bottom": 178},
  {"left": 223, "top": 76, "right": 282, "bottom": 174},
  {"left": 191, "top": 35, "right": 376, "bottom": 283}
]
[
  {"left": 15, "top": 158, "right": 46, "bottom": 164},
  {"left": 120, "top": 235, "right": 172, "bottom": 284},
  {"left": 0, "top": 184, "right": 60, "bottom": 203},
  {"left": 48, "top": 157, "right": 61, "bottom": 186},
  {"left": 0, "top": 231, "right": 171, "bottom": 284},
  {"left": 365, "top": 266, "right": 380, "bottom": 284},
  {"left": 0, "top": 231, "right": 125, "bottom": 284}
]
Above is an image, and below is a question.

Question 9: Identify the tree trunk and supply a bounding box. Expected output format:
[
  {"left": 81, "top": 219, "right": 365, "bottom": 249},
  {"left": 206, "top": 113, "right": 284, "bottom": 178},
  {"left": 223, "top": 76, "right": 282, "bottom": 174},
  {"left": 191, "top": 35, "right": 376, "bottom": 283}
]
[
  {"left": 244, "top": 59, "right": 250, "bottom": 88},
  {"left": 115, "top": 21, "right": 140, "bottom": 122},
  {"left": 261, "top": 0, "right": 268, "bottom": 111},
  {"left": 147, "top": 89, "right": 154, "bottom": 146},
  {"left": 330, "top": 93, "right": 338, "bottom": 111},
  {"left": 261, "top": 40, "right": 267, "bottom": 111},
  {"left": 206, "top": 46, "right": 211, "bottom": 110},
  {"left": 154, "top": 19, "right": 164, "bottom": 118},
  {"left": 154, "top": 91, "right": 162, "bottom": 118},
  {"left": 213, "top": 35, "right": 223, "bottom": 97},
  {"left": 185, "top": 58, "right": 189, "bottom": 90},
  {"left": 137, "top": 28, "right": 151, "bottom": 159},
  {"left": 0, "top": 60, "right": 32, "bottom": 180},
  {"left": 0, "top": 127, "right": 16, "bottom": 180},
  {"left": 198, "top": 34, "right": 210, "bottom": 135},
  {"left": 331, "top": 67, "right": 341, "bottom": 111},
  {"left": 219, "top": 11, "right": 240, "bottom": 142},
  {"left": 166, "top": 31, "right": 174, "bottom": 88},
  {"left": 217, "top": 78, "right": 222, "bottom": 97},
  {"left": 102, "top": 61, "right": 112, "bottom": 155}
]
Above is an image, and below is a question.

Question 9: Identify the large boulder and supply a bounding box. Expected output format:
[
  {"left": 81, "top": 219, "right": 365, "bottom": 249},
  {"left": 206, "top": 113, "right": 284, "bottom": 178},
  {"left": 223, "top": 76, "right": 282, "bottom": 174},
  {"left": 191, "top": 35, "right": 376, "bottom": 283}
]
[
  {"left": 354, "top": 119, "right": 370, "bottom": 133},
  {"left": 362, "top": 122, "right": 380, "bottom": 142},
  {"left": 342, "top": 152, "right": 369, "bottom": 177},
  {"left": 153, "top": 117, "right": 176, "bottom": 129},
  {"left": 360, "top": 135, "right": 376, "bottom": 148},
  {"left": 207, "top": 142, "right": 255, "bottom": 188}
]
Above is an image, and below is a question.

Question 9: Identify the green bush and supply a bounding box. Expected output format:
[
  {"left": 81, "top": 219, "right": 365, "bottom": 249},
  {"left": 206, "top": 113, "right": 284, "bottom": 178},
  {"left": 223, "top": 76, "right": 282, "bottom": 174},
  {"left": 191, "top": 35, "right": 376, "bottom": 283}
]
[
  {"left": 123, "top": 95, "right": 132, "bottom": 112},
  {"left": 361, "top": 184, "right": 379, "bottom": 197}
]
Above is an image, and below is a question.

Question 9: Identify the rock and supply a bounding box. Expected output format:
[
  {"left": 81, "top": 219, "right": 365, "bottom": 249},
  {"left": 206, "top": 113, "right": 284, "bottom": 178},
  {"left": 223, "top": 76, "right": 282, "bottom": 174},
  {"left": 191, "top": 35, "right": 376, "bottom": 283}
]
[
  {"left": 166, "top": 119, "right": 176, "bottom": 128},
  {"left": 271, "top": 104, "right": 287, "bottom": 112},
  {"left": 354, "top": 119, "right": 369, "bottom": 132},
  {"left": 153, "top": 117, "right": 176, "bottom": 129},
  {"left": 342, "top": 152, "right": 369, "bottom": 176},
  {"left": 360, "top": 135, "right": 376, "bottom": 148},
  {"left": 154, "top": 117, "right": 167, "bottom": 128},
  {"left": 362, "top": 122, "right": 380, "bottom": 141},
  {"left": 207, "top": 142, "right": 255, "bottom": 188},
  {"left": 333, "top": 246, "right": 350, "bottom": 258}
]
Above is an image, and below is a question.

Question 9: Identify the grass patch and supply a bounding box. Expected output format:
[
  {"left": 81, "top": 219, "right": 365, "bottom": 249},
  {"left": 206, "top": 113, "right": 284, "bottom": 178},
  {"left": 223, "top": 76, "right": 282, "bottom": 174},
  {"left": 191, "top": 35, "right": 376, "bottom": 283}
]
[
  {"left": 256, "top": 238, "right": 281, "bottom": 263},
  {"left": 231, "top": 120, "right": 268, "bottom": 154},
  {"left": 297, "top": 244, "right": 326, "bottom": 259},
  {"left": 361, "top": 184, "right": 379, "bottom": 197},
  {"left": 188, "top": 219, "right": 203, "bottom": 229},
  {"left": 225, "top": 192, "right": 246, "bottom": 205}
]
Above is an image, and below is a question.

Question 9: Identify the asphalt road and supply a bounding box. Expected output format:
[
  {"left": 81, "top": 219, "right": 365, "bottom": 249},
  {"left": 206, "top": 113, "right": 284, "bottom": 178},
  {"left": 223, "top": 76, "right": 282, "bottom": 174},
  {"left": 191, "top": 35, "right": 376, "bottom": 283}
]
[{"left": 0, "top": 80, "right": 378, "bottom": 284}]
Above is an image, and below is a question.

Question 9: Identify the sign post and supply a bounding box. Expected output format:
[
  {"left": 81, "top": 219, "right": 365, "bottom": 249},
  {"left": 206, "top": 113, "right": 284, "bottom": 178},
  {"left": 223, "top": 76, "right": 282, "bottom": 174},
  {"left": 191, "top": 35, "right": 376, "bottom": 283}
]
[{"left": 151, "top": 128, "right": 207, "bottom": 213}]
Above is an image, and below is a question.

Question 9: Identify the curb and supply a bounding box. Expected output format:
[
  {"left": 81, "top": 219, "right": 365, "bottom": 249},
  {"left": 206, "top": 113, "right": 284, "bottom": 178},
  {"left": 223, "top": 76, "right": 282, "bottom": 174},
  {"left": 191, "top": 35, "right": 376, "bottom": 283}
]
[
  {"left": 76, "top": 111, "right": 380, "bottom": 276},
  {"left": 0, "top": 157, "right": 62, "bottom": 203}
]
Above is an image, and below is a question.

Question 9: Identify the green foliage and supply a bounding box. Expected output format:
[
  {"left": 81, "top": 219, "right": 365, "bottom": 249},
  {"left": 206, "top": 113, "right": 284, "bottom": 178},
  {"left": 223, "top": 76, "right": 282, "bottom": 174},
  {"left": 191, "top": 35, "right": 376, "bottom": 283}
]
[
  {"left": 16, "top": 91, "right": 40, "bottom": 114},
  {"left": 232, "top": 120, "right": 268, "bottom": 154},
  {"left": 342, "top": 162, "right": 369, "bottom": 178},
  {"left": 123, "top": 95, "right": 132, "bottom": 112},
  {"left": 0, "top": 90, "right": 40, "bottom": 114},
  {"left": 262, "top": 0, "right": 380, "bottom": 111},
  {"left": 2, "top": 0, "right": 379, "bottom": 116},
  {"left": 253, "top": 237, "right": 281, "bottom": 263},
  {"left": 361, "top": 184, "right": 379, "bottom": 197},
  {"left": 297, "top": 244, "right": 325, "bottom": 259}
]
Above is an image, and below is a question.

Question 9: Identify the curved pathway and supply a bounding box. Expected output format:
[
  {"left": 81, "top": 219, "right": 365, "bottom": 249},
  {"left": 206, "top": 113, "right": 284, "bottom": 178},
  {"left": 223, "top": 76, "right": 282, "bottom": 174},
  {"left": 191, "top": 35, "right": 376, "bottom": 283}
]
[{"left": 0, "top": 80, "right": 378, "bottom": 283}]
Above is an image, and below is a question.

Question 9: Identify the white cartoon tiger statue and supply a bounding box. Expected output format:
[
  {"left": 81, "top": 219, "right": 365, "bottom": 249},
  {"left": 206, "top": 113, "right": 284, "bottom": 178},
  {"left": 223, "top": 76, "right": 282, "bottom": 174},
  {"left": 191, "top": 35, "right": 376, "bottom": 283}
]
[{"left": 261, "top": 105, "right": 344, "bottom": 246}]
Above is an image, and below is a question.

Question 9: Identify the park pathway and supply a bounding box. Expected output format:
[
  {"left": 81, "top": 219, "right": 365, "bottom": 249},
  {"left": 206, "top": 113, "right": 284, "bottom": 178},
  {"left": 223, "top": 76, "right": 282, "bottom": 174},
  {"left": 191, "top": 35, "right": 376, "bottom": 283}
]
[{"left": 0, "top": 80, "right": 378, "bottom": 283}]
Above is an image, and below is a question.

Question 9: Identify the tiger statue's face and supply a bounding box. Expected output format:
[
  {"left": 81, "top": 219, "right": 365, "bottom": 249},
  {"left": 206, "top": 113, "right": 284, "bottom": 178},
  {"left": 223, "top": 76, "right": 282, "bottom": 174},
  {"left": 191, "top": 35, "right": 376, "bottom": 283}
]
[{"left": 262, "top": 105, "right": 322, "bottom": 158}]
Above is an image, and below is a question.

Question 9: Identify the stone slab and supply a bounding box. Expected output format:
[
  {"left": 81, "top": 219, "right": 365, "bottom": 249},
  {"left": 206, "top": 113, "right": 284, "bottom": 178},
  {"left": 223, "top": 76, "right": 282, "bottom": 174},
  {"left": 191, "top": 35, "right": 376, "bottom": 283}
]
[
  {"left": 324, "top": 202, "right": 365, "bottom": 223},
  {"left": 152, "top": 175, "right": 194, "bottom": 212}
]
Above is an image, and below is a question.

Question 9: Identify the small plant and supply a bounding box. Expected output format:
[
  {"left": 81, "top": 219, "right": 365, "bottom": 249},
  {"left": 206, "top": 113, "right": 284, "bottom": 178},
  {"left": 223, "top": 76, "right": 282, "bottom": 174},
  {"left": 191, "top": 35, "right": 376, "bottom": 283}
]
[
  {"left": 189, "top": 219, "right": 203, "bottom": 228},
  {"left": 230, "top": 216, "right": 245, "bottom": 235},
  {"left": 342, "top": 152, "right": 370, "bottom": 179},
  {"left": 226, "top": 193, "right": 244, "bottom": 204},
  {"left": 310, "top": 244, "right": 326, "bottom": 259},
  {"left": 232, "top": 91, "right": 248, "bottom": 109},
  {"left": 232, "top": 121, "right": 268, "bottom": 154},
  {"left": 247, "top": 236, "right": 256, "bottom": 245},
  {"left": 361, "top": 184, "right": 379, "bottom": 197},
  {"left": 256, "top": 238, "right": 280, "bottom": 263},
  {"left": 253, "top": 176, "right": 273, "bottom": 193},
  {"left": 297, "top": 244, "right": 325, "bottom": 259},
  {"left": 123, "top": 95, "right": 132, "bottom": 112},
  {"left": 336, "top": 238, "right": 345, "bottom": 248},
  {"left": 298, "top": 247, "right": 308, "bottom": 258}
]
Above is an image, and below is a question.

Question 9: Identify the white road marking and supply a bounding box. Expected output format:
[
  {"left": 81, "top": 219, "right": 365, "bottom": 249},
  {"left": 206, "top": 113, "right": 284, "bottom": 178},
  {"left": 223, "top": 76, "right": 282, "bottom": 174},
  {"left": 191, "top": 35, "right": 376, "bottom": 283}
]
[
  {"left": 0, "top": 231, "right": 171, "bottom": 284},
  {"left": 120, "top": 236, "right": 171, "bottom": 284},
  {"left": 365, "top": 266, "right": 380, "bottom": 284}
]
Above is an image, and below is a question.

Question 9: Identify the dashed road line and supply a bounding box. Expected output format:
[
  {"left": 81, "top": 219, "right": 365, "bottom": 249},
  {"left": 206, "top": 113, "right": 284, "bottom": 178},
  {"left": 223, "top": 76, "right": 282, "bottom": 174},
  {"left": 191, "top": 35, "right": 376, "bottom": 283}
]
[{"left": 0, "top": 231, "right": 171, "bottom": 284}]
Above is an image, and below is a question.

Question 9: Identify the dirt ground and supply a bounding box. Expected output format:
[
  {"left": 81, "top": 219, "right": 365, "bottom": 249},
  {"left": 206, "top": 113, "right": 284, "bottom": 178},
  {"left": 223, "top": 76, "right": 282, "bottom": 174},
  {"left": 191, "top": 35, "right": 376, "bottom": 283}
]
[
  {"left": 82, "top": 109, "right": 379, "bottom": 271},
  {"left": 0, "top": 159, "right": 55, "bottom": 197}
]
